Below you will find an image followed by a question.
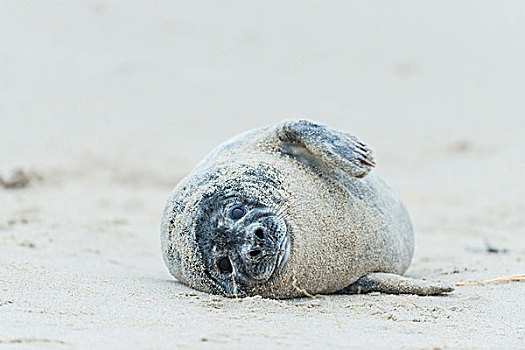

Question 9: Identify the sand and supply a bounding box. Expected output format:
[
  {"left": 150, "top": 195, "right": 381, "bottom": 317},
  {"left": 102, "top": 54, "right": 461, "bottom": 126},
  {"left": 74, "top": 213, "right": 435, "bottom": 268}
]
[{"left": 1, "top": 1, "right": 524, "bottom": 349}]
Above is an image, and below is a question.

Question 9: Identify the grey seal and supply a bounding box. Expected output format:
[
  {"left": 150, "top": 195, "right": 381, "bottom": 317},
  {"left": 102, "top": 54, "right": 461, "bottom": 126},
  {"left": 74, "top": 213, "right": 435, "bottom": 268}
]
[{"left": 161, "top": 120, "right": 453, "bottom": 298}]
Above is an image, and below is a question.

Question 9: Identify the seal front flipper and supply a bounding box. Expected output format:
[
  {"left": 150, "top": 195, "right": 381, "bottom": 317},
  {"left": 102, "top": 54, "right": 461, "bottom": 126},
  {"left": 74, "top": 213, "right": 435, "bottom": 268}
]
[
  {"left": 276, "top": 120, "right": 375, "bottom": 178},
  {"left": 337, "top": 273, "right": 454, "bottom": 296}
]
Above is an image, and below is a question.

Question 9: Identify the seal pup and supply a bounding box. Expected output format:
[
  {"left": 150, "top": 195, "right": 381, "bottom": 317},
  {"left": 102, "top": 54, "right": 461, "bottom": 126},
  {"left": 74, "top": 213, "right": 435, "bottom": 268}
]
[{"left": 161, "top": 120, "right": 453, "bottom": 298}]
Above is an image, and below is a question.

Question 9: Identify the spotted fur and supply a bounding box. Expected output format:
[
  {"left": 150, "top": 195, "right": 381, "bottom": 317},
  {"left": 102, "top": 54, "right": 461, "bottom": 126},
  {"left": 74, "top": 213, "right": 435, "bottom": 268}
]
[{"left": 161, "top": 120, "right": 453, "bottom": 298}]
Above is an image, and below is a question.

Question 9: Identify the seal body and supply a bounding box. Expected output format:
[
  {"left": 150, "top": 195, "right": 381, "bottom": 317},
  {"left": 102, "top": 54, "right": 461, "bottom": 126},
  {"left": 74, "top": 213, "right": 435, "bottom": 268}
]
[{"left": 161, "top": 120, "right": 452, "bottom": 298}]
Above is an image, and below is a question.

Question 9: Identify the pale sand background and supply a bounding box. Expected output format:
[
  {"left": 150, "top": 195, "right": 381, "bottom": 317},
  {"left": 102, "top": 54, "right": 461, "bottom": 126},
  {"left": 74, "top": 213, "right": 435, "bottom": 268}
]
[{"left": 1, "top": 1, "right": 524, "bottom": 349}]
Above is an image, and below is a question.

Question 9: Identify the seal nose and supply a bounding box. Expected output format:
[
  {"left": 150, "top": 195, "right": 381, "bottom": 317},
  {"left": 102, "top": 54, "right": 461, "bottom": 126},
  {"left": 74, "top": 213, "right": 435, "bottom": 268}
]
[
  {"left": 246, "top": 226, "right": 269, "bottom": 260},
  {"left": 248, "top": 249, "right": 262, "bottom": 258},
  {"left": 254, "top": 227, "right": 266, "bottom": 240}
]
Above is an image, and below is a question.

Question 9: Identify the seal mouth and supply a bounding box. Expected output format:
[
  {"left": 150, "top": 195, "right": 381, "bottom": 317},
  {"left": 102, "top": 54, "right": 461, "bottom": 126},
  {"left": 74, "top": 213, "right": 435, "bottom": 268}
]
[
  {"left": 240, "top": 213, "right": 290, "bottom": 282},
  {"left": 218, "top": 213, "right": 291, "bottom": 297},
  {"left": 223, "top": 225, "right": 290, "bottom": 297}
]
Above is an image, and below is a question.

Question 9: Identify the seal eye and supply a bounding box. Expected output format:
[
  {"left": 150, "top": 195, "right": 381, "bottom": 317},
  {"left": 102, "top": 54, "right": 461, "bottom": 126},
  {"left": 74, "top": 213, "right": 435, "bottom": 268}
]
[
  {"left": 217, "top": 257, "right": 233, "bottom": 274},
  {"left": 229, "top": 206, "right": 246, "bottom": 220}
]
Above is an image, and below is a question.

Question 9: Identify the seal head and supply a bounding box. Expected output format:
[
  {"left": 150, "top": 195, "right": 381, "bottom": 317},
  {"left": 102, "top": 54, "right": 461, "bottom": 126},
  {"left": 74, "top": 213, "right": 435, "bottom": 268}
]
[
  {"left": 162, "top": 163, "right": 291, "bottom": 297},
  {"left": 195, "top": 192, "right": 290, "bottom": 296}
]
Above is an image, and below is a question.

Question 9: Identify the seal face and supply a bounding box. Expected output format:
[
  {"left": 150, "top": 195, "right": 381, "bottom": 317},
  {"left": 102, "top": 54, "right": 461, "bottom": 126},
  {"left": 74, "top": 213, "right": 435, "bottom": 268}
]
[
  {"left": 161, "top": 120, "right": 454, "bottom": 298},
  {"left": 194, "top": 192, "right": 290, "bottom": 296},
  {"left": 164, "top": 162, "right": 291, "bottom": 297}
]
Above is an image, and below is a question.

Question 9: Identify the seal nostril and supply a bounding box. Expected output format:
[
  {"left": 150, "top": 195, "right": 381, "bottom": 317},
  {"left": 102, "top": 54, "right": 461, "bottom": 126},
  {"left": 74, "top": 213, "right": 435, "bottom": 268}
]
[
  {"left": 254, "top": 228, "right": 265, "bottom": 240},
  {"left": 249, "top": 249, "right": 262, "bottom": 258}
]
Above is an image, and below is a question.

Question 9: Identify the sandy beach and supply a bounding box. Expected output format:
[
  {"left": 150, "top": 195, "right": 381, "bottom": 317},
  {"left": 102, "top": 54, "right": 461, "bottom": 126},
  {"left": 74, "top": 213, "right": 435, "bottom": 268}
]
[{"left": 1, "top": 1, "right": 524, "bottom": 349}]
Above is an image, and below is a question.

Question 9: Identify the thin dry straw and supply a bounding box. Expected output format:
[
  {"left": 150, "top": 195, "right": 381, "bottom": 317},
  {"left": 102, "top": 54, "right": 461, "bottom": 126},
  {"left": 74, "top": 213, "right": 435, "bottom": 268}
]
[
  {"left": 455, "top": 274, "right": 525, "bottom": 286},
  {"left": 388, "top": 295, "right": 419, "bottom": 309},
  {"left": 436, "top": 322, "right": 448, "bottom": 349},
  {"left": 291, "top": 272, "right": 342, "bottom": 328},
  {"left": 231, "top": 270, "right": 239, "bottom": 299}
]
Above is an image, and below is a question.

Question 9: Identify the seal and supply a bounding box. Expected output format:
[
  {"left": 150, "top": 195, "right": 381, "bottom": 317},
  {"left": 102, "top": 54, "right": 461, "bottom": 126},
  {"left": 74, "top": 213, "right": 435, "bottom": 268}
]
[{"left": 161, "top": 120, "right": 454, "bottom": 298}]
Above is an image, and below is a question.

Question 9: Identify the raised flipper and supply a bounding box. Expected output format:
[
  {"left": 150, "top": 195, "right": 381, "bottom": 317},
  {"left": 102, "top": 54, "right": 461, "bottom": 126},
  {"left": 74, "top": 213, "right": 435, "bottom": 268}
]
[
  {"left": 277, "top": 120, "right": 375, "bottom": 178},
  {"left": 337, "top": 273, "right": 454, "bottom": 296}
]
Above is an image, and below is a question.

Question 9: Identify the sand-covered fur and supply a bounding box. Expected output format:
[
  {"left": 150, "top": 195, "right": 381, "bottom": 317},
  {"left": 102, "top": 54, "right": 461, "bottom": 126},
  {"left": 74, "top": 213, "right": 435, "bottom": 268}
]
[{"left": 161, "top": 120, "right": 453, "bottom": 298}]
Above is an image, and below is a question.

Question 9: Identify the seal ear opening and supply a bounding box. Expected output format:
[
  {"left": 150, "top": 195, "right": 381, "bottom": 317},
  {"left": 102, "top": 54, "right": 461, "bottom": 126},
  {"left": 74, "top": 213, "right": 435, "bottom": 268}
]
[{"left": 277, "top": 120, "right": 375, "bottom": 178}]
